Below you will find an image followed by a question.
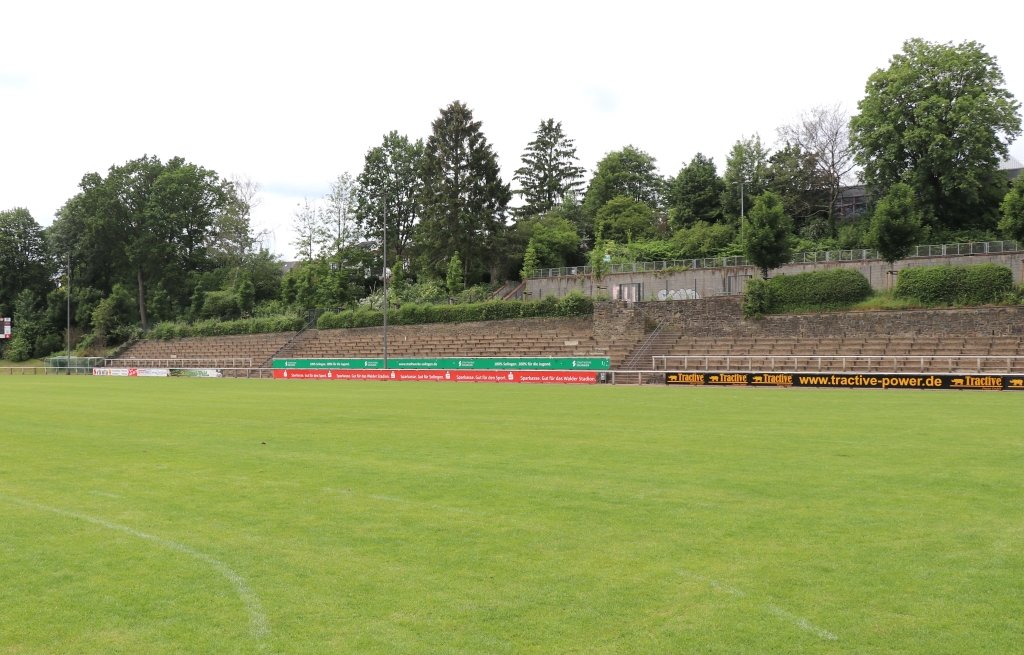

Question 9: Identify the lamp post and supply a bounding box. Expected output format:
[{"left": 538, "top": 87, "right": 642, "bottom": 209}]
[
  {"left": 66, "top": 253, "right": 71, "bottom": 375},
  {"left": 382, "top": 202, "right": 388, "bottom": 370}
]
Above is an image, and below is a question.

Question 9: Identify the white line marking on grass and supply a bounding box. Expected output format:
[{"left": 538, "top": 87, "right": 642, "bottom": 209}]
[
  {"left": 679, "top": 570, "right": 838, "bottom": 641},
  {"left": 0, "top": 493, "right": 270, "bottom": 644},
  {"left": 765, "top": 604, "right": 838, "bottom": 641}
]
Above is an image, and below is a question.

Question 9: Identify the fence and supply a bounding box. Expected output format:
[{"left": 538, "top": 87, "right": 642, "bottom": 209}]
[
  {"left": 106, "top": 357, "right": 254, "bottom": 369},
  {"left": 533, "top": 239, "right": 1023, "bottom": 279}
]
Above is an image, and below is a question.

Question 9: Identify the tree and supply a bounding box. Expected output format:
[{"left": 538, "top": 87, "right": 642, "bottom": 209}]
[
  {"left": 741, "top": 191, "right": 792, "bottom": 279},
  {"left": 446, "top": 251, "right": 463, "bottom": 299},
  {"left": 520, "top": 240, "right": 539, "bottom": 280},
  {"left": 323, "top": 172, "right": 360, "bottom": 254},
  {"left": 514, "top": 211, "right": 580, "bottom": 270},
  {"left": 213, "top": 175, "right": 260, "bottom": 267},
  {"left": 667, "top": 153, "right": 725, "bottom": 229},
  {"left": 777, "top": 104, "right": 856, "bottom": 235},
  {"left": 722, "top": 135, "right": 770, "bottom": 221},
  {"left": 869, "top": 183, "right": 925, "bottom": 267},
  {"left": 850, "top": 39, "right": 1022, "bottom": 230},
  {"left": 357, "top": 132, "right": 424, "bottom": 270},
  {"left": 998, "top": 174, "right": 1024, "bottom": 242},
  {"left": 291, "top": 198, "right": 324, "bottom": 261},
  {"left": 582, "top": 146, "right": 663, "bottom": 220},
  {"left": 0, "top": 208, "right": 51, "bottom": 317},
  {"left": 513, "top": 119, "right": 586, "bottom": 219},
  {"left": 595, "top": 196, "right": 657, "bottom": 242},
  {"left": 765, "top": 144, "right": 827, "bottom": 235},
  {"left": 418, "top": 101, "right": 511, "bottom": 283},
  {"left": 54, "top": 155, "right": 236, "bottom": 330}
]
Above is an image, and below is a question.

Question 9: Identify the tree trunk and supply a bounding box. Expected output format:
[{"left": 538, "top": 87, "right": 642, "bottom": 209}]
[{"left": 136, "top": 267, "right": 149, "bottom": 331}]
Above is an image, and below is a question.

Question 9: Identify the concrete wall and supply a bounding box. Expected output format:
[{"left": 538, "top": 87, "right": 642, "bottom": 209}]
[
  {"left": 526, "top": 251, "right": 1024, "bottom": 301},
  {"left": 599, "top": 297, "right": 1024, "bottom": 339}
]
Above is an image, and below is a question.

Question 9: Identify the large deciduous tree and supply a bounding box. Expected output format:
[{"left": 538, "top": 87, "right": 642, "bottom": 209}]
[
  {"left": 513, "top": 118, "right": 586, "bottom": 219},
  {"left": 582, "top": 145, "right": 663, "bottom": 223},
  {"left": 54, "top": 155, "right": 236, "bottom": 330},
  {"left": 357, "top": 131, "right": 424, "bottom": 269},
  {"left": 667, "top": 153, "right": 725, "bottom": 229},
  {"left": 418, "top": 101, "right": 511, "bottom": 283},
  {"left": 777, "top": 104, "right": 856, "bottom": 235},
  {"left": 0, "top": 208, "right": 51, "bottom": 317},
  {"left": 765, "top": 144, "right": 827, "bottom": 234},
  {"left": 850, "top": 39, "right": 1022, "bottom": 231}
]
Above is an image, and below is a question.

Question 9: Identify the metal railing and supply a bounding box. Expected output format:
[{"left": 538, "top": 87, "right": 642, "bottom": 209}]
[
  {"left": 105, "top": 357, "right": 254, "bottom": 369},
  {"left": 652, "top": 354, "right": 1024, "bottom": 375},
  {"left": 533, "top": 239, "right": 1022, "bottom": 279}
]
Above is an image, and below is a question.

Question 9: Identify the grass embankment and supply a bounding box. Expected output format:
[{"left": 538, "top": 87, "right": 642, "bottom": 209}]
[{"left": 1, "top": 378, "right": 1022, "bottom": 654}]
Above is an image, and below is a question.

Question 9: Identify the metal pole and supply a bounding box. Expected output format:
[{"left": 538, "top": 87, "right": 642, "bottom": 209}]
[
  {"left": 739, "top": 178, "right": 744, "bottom": 219},
  {"left": 66, "top": 253, "right": 71, "bottom": 375},
  {"left": 382, "top": 201, "right": 388, "bottom": 370}
]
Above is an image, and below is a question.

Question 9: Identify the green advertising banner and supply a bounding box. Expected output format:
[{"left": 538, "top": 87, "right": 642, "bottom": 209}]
[{"left": 273, "top": 357, "right": 609, "bottom": 370}]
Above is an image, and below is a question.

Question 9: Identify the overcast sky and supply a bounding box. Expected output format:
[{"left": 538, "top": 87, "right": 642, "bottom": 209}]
[{"left": 3, "top": 0, "right": 1023, "bottom": 259}]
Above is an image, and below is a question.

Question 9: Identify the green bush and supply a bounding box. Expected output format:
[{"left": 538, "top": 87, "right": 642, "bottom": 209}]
[
  {"left": 148, "top": 314, "right": 304, "bottom": 340},
  {"left": 769, "top": 269, "right": 873, "bottom": 312},
  {"left": 895, "top": 264, "right": 1013, "bottom": 305},
  {"left": 200, "top": 290, "right": 242, "bottom": 320},
  {"left": 742, "top": 278, "right": 773, "bottom": 318},
  {"left": 742, "top": 269, "right": 871, "bottom": 317},
  {"left": 316, "top": 295, "right": 593, "bottom": 330},
  {"left": 556, "top": 292, "right": 594, "bottom": 317}
]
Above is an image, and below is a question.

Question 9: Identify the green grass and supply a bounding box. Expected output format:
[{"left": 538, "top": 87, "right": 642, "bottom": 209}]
[{"left": 1, "top": 378, "right": 1022, "bottom": 654}]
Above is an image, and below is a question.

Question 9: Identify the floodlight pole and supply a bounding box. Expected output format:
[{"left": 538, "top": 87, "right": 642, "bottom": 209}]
[
  {"left": 66, "top": 252, "right": 71, "bottom": 376},
  {"left": 382, "top": 201, "right": 388, "bottom": 371}
]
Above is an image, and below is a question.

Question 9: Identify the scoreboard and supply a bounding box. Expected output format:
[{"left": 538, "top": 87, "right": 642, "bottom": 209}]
[{"left": 1, "top": 317, "right": 10, "bottom": 340}]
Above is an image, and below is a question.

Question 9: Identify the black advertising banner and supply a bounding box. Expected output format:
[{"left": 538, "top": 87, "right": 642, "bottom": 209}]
[{"left": 665, "top": 371, "right": 1024, "bottom": 391}]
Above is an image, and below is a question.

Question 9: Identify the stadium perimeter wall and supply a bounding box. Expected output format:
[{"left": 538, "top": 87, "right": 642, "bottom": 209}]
[
  {"left": 597, "top": 297, "right": 1024, "bottom": 339},
  {"left": 529, "top": 251, "right": 1024, "bottom": 301}
]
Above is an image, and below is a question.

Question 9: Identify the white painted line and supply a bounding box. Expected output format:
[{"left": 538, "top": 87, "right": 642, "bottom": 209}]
[
  {"left": 1, "top": 493, "right": 270, "bottom": 644},
  {"left": 680, "top": 570, "right": 838, "bottom": 641}
]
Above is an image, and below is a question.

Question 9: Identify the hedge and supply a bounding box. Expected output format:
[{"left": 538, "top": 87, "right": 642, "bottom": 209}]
[
  {"left": 894, "top": 264, "right": 1013, "bottom": 305},
  {"left": 742, "top": 269, "right": 872, "bottom": 317},
  {"left": 317, "top": 293, "right": 591, "bottom": 329},
  {"left": 148, "top": 314, "right": 305, "bottom": 340}
]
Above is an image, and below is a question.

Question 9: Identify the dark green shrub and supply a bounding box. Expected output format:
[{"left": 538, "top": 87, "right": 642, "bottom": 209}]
[
  {"left": 742, "top": 277, "right": 773, "bottom": 318},
  {"left": 556, "top": 292, "right": 594, "bottom": 317},
  {"left": 769, "top": 269, "right": 873, "bottom": 312},
  {"left": 315, "top": 296, "right": 593, "bottom": 330},
  {"left": 743, "top": 269, "right": 871, "bottom": 316},
  {"left": 148, "top": 314, "right": 304, "bottom": 340},
  {"left": 961, "top": 264, "right": 1014, "bottom": 304},
  {"left": 895, "top": 264, "right": 1013, "bottom": 305},
  {"left": 200, "top": 290, "right": 242, "bottom": 320}
]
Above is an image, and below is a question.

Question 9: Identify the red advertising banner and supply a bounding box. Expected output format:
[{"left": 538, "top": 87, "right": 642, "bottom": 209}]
[
  {"left": 272, "top": 369, "right": 391, "bottom": 381},
  {"left": 273, "top": 368, "right": 598, "bottom": 385}
]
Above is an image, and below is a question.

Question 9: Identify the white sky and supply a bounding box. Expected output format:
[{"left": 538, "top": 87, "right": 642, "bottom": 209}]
[{"left": 3, "top": 1, "right": 1023, "bottom": 259}]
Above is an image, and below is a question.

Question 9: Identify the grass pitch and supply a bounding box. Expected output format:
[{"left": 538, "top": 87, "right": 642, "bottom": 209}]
[{"left": 1, "top": 377, "right": 1022, "bottom": 654}]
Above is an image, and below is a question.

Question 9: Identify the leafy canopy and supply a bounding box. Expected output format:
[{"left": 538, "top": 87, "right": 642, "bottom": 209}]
[
  {"left": 741, "top": 191, "right": 792, "bottom": 278},
  {"left": 850, "top": 39, "right": 1022, "bottom": 230}
]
